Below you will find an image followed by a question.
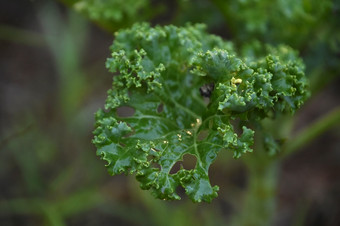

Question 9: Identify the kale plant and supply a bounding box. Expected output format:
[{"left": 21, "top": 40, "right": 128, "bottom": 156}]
[{"left": 93, "top": 23, "right": 309, "bottom": 202}]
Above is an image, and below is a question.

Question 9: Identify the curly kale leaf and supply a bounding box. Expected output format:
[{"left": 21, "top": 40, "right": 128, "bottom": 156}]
[{"left": 93, "top": 23, "right": 309, "bottom": 202}]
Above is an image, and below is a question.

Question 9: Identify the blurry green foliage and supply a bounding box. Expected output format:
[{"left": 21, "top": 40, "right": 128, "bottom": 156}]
[
  {"left": 1, "top": 0, "right": 339, "bottom": 225},
  {"left": 61, "top": 0, "right": 163, "bottom": 31},
  {"left": 62, "top": 0, "right": 340, "bottom": 90}
]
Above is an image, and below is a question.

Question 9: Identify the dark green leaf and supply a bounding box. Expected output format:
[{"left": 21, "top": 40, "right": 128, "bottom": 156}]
[{"left": 93, "top": 23, "right": 309, "bottom": 202}]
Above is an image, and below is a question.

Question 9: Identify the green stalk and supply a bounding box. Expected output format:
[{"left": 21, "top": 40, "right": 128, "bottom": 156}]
[
  {"left": 231, "top": 105, "right": 340, "bottom": 225},
  {"left": 230, "top": 115, "right": 292, "bottom": 226},
  {"left": 283, "top": 106, "right": 340, "bottom": 157},
  {"left": 231, "top": 156, "right": 279, "bottom": 226}
]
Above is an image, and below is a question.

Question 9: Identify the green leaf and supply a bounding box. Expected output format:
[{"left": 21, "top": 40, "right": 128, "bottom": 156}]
[
  {"left": 73, "top": 0, "right": 150, "bottom": 26},
  {"left": 93, "top": 23, "right": 309, "bottom": 202}
]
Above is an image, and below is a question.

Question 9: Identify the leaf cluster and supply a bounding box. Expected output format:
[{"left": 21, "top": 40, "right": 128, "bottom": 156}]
[{"left": 93, "top": 23, "right": 309, "bottom": 202}]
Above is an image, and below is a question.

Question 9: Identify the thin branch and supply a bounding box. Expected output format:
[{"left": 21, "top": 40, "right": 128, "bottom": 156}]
[
  {"left": 0, "top": 24, "right": 45, "bottom": 46},
  {"left": 282, "top": 106, "right": 340, "bottom": 157},
  {"left": 0, "top": 123, "right": 34, "bottom": 151}
]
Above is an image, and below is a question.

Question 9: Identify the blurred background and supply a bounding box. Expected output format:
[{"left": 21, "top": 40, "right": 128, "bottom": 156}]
[{"left": 0, "top": 0, "right": 339, "bottom": 225}]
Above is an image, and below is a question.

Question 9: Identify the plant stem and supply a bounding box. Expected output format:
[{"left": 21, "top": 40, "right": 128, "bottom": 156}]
[
  {"left": 231, "top": 157, "right": 279, "bottom": 226},
  {"left": 283, "top": 106, "right": 340, "bottom": 157},
  {"left": 230, "top": 114, "right": 287, "bottom": 226}
]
